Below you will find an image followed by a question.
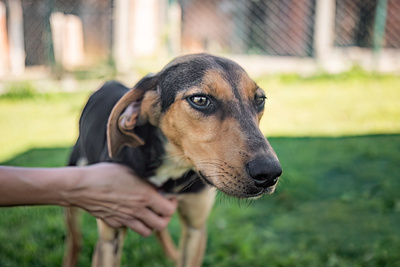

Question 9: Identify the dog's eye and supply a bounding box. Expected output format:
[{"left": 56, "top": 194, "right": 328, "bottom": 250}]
[
  {"left": 255, "top": 95, "right": 266, "bottom": 108},
  {"left": 188, "top": 95, "right": 211, "bottom": 108}
]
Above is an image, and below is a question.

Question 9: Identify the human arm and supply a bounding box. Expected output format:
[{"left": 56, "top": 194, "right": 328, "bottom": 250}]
[{"left": 0, "top": 163, "right": 177, "bottom": 236}]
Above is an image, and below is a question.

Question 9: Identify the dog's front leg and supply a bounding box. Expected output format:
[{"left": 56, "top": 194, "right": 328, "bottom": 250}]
[
  {"left": 92, "top": 219, "right": 126, "bottom": 267},
  {"left": 177, "top": 187, "right": 216, "bottom": 267}
]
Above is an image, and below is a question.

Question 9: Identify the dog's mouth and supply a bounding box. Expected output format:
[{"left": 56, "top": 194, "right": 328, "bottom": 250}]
[
  {"left": 248, "top": 189, "right": 265, "bottom": 199},
  {"left": 197, "top": 170, "right": 277, "bottom": 198},
  {"left": 198, "top": 171, "right": 214, "bottom": 186}
]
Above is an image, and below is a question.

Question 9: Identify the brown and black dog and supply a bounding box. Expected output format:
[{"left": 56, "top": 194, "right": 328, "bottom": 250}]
[{"left": 63, "top": 53, "right": 282, "bottom": 267}]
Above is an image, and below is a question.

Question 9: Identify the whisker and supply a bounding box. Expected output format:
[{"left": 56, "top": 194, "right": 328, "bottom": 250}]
[
  {"left": 174, "top": 156, "right": 188, "bottom": 168},
  {"left": 208, "top": 179, "right": 226, "bottom": 188},
  {"left": 174, "top": 176, "right": 201, "bottom": 193},
  {"left": 161, "top": 153, "right": 185, "bottom": 160},
  {"left": 238, "top": 198, "right": 254, "bottom": 209},
  {"left": 200, "top": 170, "right": 229, "bottom": 175},
  {"left": 245, "top": 198, "right": 254, "bottom": 208},
  {"left": 207, "top": 175, "right": 225, "bottom": 178},
  {"left": 196, "top": 163, "right": 225, "bottom": 168},
  {"left": 196, "top": 159, "right": 227, "bottom": 165}
]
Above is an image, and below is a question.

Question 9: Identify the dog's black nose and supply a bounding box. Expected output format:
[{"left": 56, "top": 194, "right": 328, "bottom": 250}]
[{"left": 247, "top": 157, "right": 282, "bottom": 188}]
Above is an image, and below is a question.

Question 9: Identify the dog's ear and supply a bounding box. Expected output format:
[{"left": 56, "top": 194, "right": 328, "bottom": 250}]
[{"left": 107, "top": 73, "right": 158, "bottom": 158}]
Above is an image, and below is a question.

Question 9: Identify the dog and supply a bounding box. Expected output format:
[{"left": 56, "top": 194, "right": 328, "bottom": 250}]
[{"left": 62, "top": 53, "right": 282, "bottom": 267}]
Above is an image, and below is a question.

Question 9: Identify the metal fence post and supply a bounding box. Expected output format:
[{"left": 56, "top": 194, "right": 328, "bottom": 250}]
[
  {"left": 44, "top": 0, "right": 57, "bottom": 76},
  {"left": 372, "top": 0, "right": 388, "bottom": 71},
  {"left": 373, "top": 0, "right": 388, "bottom": 54}
]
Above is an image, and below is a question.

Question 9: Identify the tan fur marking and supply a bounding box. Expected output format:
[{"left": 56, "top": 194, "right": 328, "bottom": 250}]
[
  {"left": 202, "top": 70, "right": 236, "bottom": 99},
  {"left": 237, "top": 69, "right": 259, "bottom": 98},
  {"left": 138, "top": 90, "right": 161, "bottom": 126}
]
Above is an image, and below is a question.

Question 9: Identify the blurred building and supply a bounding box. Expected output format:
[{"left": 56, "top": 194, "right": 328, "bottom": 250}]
[{"left": 0, "top": 0, "right": 399, "bottom": 77}]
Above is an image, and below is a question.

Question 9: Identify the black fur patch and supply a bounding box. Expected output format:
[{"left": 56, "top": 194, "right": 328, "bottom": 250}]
[{"left": 69, "top": 81, "right": 165, "bottom": 178}]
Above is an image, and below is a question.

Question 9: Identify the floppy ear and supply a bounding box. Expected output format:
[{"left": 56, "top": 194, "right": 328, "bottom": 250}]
[{"left": 107, "top": 74, "right": 158, "bottom": 158}]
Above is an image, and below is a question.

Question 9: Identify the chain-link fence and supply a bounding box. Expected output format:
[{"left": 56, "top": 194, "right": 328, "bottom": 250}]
[
  {"left": 1, "top": 0, "right": 400, "bottom": 75},
  {"left": 179, "top": 0, "right": 316, "bottom": 57}
]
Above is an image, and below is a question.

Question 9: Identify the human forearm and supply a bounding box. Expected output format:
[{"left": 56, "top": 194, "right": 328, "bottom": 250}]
[{"left": 0, "top": 166, "right": 79, "bottom": 207}]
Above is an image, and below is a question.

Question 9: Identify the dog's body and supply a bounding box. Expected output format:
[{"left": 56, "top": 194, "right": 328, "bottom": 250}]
[{"left": 63, "top": 54, "right": 282, "bottom": 267}]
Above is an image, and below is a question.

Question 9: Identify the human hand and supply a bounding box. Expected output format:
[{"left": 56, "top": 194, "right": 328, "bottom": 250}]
[{"left": 65, "top": 163, "right": 177, "bottom": 236}]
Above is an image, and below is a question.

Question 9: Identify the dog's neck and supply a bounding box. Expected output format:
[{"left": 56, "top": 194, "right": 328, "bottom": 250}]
[
  {"left": 148, "top": 141, "right": 193, "bottom": 187},
  {"left": 118, "top": 123, "right": 193, "bottom": 187}
]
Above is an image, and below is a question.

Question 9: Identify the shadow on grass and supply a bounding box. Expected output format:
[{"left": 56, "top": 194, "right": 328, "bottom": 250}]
[
  {"left": 1, "top": 147, "right": 72, "bottom": 167},
  {"left": 1, "top": 134, "right": 400, "bottom": 267}
]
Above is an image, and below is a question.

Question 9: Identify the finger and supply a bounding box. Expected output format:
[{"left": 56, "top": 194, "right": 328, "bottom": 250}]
[
  {"left": 147, "top": 193, "right": 178, "bottom": 217},
  {"left": 102, "top": 216, "right": 153, "bottom": 237},
  {"left": 134, "top": 207, "right": 171, "bottom": 231},
  {"left": 102, "top": 217, "right": 124, "bottom": 229},
  {"left": 121, "top": 218, "right": 153, "bottom": 237}
]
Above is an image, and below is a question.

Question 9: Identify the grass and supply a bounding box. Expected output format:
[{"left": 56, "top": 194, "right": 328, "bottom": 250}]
[
  {"left": 0, "top": 91, "right": 91, "bottom": 162},
  {"left": 0, "top": 70, "right": 400, "bottom": 266}
]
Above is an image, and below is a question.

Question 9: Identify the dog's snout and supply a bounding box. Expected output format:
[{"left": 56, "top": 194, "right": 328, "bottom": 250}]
[{"left": 247, "top": 157, "right": 282, "bottom": 188}]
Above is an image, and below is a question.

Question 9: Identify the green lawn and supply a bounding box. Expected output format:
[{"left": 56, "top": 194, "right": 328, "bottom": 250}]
[
  {"left": 0, "top": 71, "right": 400, "bottom": 266},
  {"left": 258, "top": 70, "right": 400, "bottom": 137}
]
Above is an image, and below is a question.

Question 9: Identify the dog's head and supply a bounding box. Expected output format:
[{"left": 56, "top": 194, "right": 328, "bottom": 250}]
[{"left": 108, "top": 53, "right": 282, "bottom": 198}]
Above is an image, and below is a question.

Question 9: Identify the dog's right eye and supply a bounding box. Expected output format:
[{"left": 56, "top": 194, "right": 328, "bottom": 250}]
[{"left": 188, "top": 95, "right": 211, "bottom": 109}]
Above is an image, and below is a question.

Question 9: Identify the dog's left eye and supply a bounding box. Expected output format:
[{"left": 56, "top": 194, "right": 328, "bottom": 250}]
[
  {"left": 254, "top": 95, "right": 266, "bottom": 108},
  {"left": 188, "top": 95, "right": 211, "bottom": 108}
]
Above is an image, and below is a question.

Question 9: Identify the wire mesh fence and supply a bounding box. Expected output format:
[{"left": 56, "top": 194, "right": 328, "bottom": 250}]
[
  {"left": 180, "top": 0, "right": 400, "bottom": 56},
  {"left": 1, "top": 0, "right": 400, "bottom": 74},
  {"left": 179, "top": 0, "right": 316, "bottom": 57}
]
